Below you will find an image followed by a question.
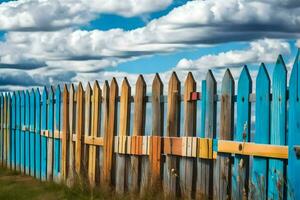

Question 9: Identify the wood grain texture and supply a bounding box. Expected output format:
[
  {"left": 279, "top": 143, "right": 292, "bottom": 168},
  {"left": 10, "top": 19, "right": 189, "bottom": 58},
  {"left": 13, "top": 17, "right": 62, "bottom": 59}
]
[
  {"left": 75, "top": 83, "right": 84, "bottom": 176},
  {"left": 88, "top": 81, "right": 101, "bottom": 187},
  {"left": 213, "top": 69, "right": 234, "bottom": 200},
  {"left": 53, "top": 86, "right": 61, "bottom": 182},
  {"left": 163, "top": 72, "right": 180, "bottom": 198},
  {"left": 84, "top": 83, "right": 92, "bottom": 178},
  {"left": 250, "top": 64, "right": 270, "bottom": 199},
  {"left": 150, "top": 73, "right": 163, "bottom": 186},
  {"left": 47, "top": 87, "right": 54, "bottom": 180},
  {"left": 268, "top": 56, "right": 287, "bottom": 199},
  {"left": 0, "top": 94, "right": 3, "bottom": 165},
  {"left": 181, "top": 72, "right": 196, "bottom": 199},
  {"left": 116, "top": 78, "right": 131, "bottom": 193},
  {"left": 232, "top": 66, "right": 252, "bottom": 199},
  {"left": 61, "top": 85, "right": 69, "bottom": 181},
  {"left": 197, "top": 70, "right": 216, "bottom": 199},
  {"left": 103, "top": 78, "right": 118, "bottom": 185},
  {"left": 287, "top": 50, "right": 300, "bottom": 200}
]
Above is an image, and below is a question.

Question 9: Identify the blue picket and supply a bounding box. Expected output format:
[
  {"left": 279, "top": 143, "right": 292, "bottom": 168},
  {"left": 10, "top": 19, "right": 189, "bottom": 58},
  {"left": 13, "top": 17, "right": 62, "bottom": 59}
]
[
  {"left": 41, "top": 87, "right": 48, "bottom": 181},
  {"left": 20, "top": 91, "right": 25, "bottom": 173},
  {"left": 0, "top": 93, "right": 3, "bottom": 164},
  {"left": 30, "top": 89, "right": 36, "bottom": 177},
  {"left": 47, "top": 86, "right": 54, "bottom": 180},
  {"left": 232, "top": 66, "right": 252, "bottom": 199},
  {"left": 35, "top": 89, "right": 41, "bottom": 179},
  {"left": 268, "top": 55, "right": 287, "bottom": 199},
  {"left": 53, "top": 85, "right": 61, "bottom": 181},
  {"left": 7, "top": 93, "right": 11, "bottom": 168},
  {"left": 250, "top": 64, "right": 270, "bottom": 199},
  {"left": 25, "top": 91, "right": 30, "bottom": 175},
  {"left": 288, "top": 49, "right": 300, "bottom": 200},
  {"left": 15, "top": 92, "right": 21, "bottom": 171},
  {"left": 11, "top": 92, "right": 16, "bottom": 170}
]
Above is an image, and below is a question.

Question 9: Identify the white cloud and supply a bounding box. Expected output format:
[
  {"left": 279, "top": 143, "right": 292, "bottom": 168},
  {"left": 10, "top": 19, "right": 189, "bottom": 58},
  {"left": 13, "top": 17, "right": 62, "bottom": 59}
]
[{"left": 0, "top": 0, "right": 173, "bottom": 31}]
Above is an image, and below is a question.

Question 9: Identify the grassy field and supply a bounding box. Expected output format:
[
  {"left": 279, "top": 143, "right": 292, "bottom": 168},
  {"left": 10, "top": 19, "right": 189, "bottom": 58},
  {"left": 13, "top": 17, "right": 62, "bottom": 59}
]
[{"left": 0, "top": 167, "right": 163, "bottom": 200}]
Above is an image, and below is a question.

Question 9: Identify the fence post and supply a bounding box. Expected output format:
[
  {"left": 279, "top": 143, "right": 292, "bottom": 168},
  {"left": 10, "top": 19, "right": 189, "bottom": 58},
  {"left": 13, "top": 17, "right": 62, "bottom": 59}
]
[
  {"left": 250, "top": 64, "right": 270, "bottom": 199},
  {"left": 41, "top": 87, "right": 48, "bottom": 181},
  {"left": 213, "top": 69, "right": 234, "bottom": 200},
  {"left": 150, "top": 74, "right": 164, "bottom": 187},
  {"left": 288, "top": 49, "right": 300, "bottom": 200},
  {"left": 116, "top": 78, "right": 131, "bottom": 193},
  {"left": 88, "top": 81, "right": 101, "bottom": 187},
  {"left": 29, "top": 89, "right": 35, "bottom": 177},
  {"left": 269, "top": 56, "right": 287, "bottom": 199},
  {"left": 35, "top": 89, "right": 41, "bottom": 179},
  {"left": 232, "top": 66, "right": 252, "bottom": 199},
  {"left": 181, "top": 72, "right": 197, "bottom": 198},
  {"left": 75, "top": 83, "right": 84, "bottom": 176},
  {"left": 164, "top": 72, "right": 180, "bottom": 198},
  {"left": 103, "top": 78, "right": 118, "bottom": 185}
]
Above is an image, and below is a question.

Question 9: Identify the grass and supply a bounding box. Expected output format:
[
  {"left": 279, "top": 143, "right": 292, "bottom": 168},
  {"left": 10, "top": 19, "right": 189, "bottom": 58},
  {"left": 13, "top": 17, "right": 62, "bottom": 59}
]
[{"left": 0, "top": 167, "right": 164, "bottom": 200}]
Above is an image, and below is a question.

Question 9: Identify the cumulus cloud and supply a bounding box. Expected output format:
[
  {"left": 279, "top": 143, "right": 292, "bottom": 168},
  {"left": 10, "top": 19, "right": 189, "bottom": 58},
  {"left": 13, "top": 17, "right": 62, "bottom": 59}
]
[{"left": 0, "top": 0, "right": 173, "bottom": 31}]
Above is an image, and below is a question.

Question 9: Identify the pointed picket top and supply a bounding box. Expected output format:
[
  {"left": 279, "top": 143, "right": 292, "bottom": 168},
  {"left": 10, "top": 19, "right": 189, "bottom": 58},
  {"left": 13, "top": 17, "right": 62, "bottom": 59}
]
[
  {"left": 93, "top": 80, "right": 101, "bottom": 96},
  {"left": 110, "top": 78, "right": 118, "bottom": 95},
  {"left": 63, "top": 84, "right": 68, "bottom": 94},
  {"left": 30, "top": 88, "right": 35, "bottom": 97},
  {"left": 152, "top": 73, "right": 163, "bottom": 93},
  {"left": 206, "top": 69, "right": 216, "bottom": 85},
  {"left": 86, "top": 82, "right": 92, "bottom": 95},
  {"left": 49, "top": 85, "right": 55, "bottom": 100},
  {"left": 121, "top": 77, "right": 130, "bottom": 92},
  {"left": 273, "top": 55, "right": 287, "bottom": 77},
  {"left": 25, "top": 90, "right": 30, "bottom": 105},
  {"left": 238, "top": 65, "right": 252, "bottom": 90},
  {"left": 55, "top": 85, "right": 61, "bottom": 96},
  {"left": 222, "top": 68, "right": 234, "bottom": 87},
  {"left": 169, "top": 71, "right": 180, "bottom": 87},
  {"left": 184, "top": 72, "right": 196, "bottom": 100},
  {"left": 136, "top": 74, "right": 146, "bottom": 88},
  {"left": 77, "top": 82, "right": 84, "bottom": 93},
  {"left": 257, "top": 63, "right": 270, "bottom": 84},
  {"left": 69, "top": 83, "right": 74, "bottom": 94},
  {"left": 35, "top": 88, "right": 41, "bottom": 98},
  {"left": 42, "top": 86, "right": 48, "bottom": 99}
]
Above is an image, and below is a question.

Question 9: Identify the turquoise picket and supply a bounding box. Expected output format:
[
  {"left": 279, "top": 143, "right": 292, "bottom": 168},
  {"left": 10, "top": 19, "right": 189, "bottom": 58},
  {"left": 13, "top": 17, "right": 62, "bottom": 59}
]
[
  {"left": 11, "top": 92, "right": 16, "bottom": 170},
  {"left": 7, "top": 93, "right": 11, "bottom": 168},
  {"left": 0, "top": 94, "right": 2, "bottom": 164},
  {"left": 25, "top": 91, "right": 30, "bottom": 175},
  {"left": 15, "top": 92, "right": 21, "bottom": 171},
  {"left": 53, "top": 85, "right": 61, "bottom": 181},
  {"left": 20, "top": 91, "right": 25, "bottom": 173},
  {"left": 35, "top": 89, "right": 41, "bottom": 179},
  {"left": 232, "top": 66, "right": 252, "bottom": 199},
  {"left": 268, "top": 55, "right": 287, "bottom": 199},
  {"left": 41, "top": 87, "right": 48, "bottom": 180},
  {"left": 288, "top": 50, "right": 300, "bottom": 200},
  {"left": 250, "top": 64, "right": 270, "bottom": 199},
  {"left": 30, "top": 89, "right": 36, "bottom": 177},
  {"left": 47, "top": 86, "right": 54, "bottom": 180}
]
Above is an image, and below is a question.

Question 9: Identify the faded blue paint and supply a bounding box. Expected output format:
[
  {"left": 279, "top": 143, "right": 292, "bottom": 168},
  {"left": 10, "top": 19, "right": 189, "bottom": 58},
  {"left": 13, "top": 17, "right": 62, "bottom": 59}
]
[
  {"left": 288, "top": 49, "right": 300, "bottom": 200},
  {"left": 232, "top": 66, "right": 252, "bottom": 199},
  {"left": 0, "top": 94, "right": 2, "bottom": 163},
  {"left": 11, "top": 92, "right": 16, "bottom": 170},
  {"left": 20, "top": 91, "right": 25, "bottom": 173},
  {"left": 35, "top": 89, "right": 41, "bottom": 179},
  {"left": 251, "top": 64, "right": 270, "bottom": 199},
  {"left": 53, "top": 85, "right": 61, "bottom": 180},
  {"left": 41, "top": 87, "right": 48, "bottom": 180},
  {"left": 30, "top": 89, "right": 35, "bottom": 177},
  {"left": 25, "top": 91, "right": 30, "bottom": 175},
  {"left": 48, "top": 86, "right": 54, "bottom": 180},
  {"left": 268, "top": 55, "right": 287, "bottom": 200},
  {"left": 15, "top": 92, "right": 21, "bottom": 170},
  {"left": 200, "top": 80, "right": 206, "bottom": 138}
]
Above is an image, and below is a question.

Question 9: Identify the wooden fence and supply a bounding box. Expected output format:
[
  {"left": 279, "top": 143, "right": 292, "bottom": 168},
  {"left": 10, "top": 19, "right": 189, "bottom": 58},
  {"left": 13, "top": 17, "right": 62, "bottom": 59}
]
[{"left": 0, "top": 52, "right": 300, "bottom": 199}]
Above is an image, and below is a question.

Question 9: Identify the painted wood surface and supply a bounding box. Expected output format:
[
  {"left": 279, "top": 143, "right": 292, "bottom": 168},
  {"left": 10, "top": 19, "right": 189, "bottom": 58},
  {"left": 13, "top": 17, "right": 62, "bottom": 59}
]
[
  {"left": 25, "top": 91, "right": 30, "bottom": 175},
  {"left": 11, "top": 92, "right": 16, "bottom": 170},
  {"left": 15, "top": 92, "right": 21, "bottom": 171},
  {"left": 0, "top": 94, "right": 3, "bottom": 164},
  {"left": 53, "top": 86, "right": 61, "bottom": 181},
  {"left": 61, "top": 85, "right": 69, "bottom": 181},
  {"left": 35, "top": 89, "right": 41, "bottom": 179},
  {"left": 29, "top": 89, "right": 35, "bottom": 177},
  {"left": 41, "top": 87, "right": 48, "bottom": 180},
  {"left": 84, "top": 83, "right": 92, "bottom": 178},
  {"left": 269, "top": 56, "right": 287, "bottom": 199},
  {"left": 20, "top": 91, "right": 25, "bottom": 173},
  {"left": 47, "top": 87, "right": 54, "bottom": 180}
]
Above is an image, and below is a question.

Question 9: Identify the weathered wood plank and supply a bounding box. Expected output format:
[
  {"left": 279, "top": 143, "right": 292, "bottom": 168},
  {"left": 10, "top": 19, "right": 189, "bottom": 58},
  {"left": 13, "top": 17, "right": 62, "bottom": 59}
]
[
  {"left": 103, "top": 78, "right": 118, "bottom": 185},
  {"left": 181, "top": 72, "right": 196, "bottom": 199},
  {"left": 213, "top": 69, "right": 234, "bottom": 200},
  {"left": 3, "top": 94, "right": 6, "bottom": 167},
  {"left": 287, "top": 49, "right": 300, "bottom": 200},
  {"left": 163, "top": 72, "right": 180, "bottom": 198},
  {"left": 0, "top": 94, "right": 3, "bottom": 165},
  {"left": 75, "top": 83, "right": 84, "bottom": 176},
  {"left": 61, "top": 85, "right": 69, "bottom": 181},
  {"left": 88, "top": 81, "right": 101, "bottom": 187},
  {"left": 29, "top": 89, "right": 36, "bottom": 177},
  {"left": 250, "top": 64, "right": 270, "bottom": 199},
  {"left": 47, "top": 86, "right": 54, "bottom": 180},
  {"left": 35, "top": 89, "right": 41, "bottom": 179},
  {"left": 150, "top": 73, "right": 164, "bottom": 187},
  {"left": 84, "top": 83, "right": 92, "bottom": 178},
  {"left": 25, "top": 91, "right": 30, "bottom": 175},
  {"left": 116, "top": 78, "right": 131, "bottom": 193},
  {"left": 197, "top": 70, "right": 216, "bottom": 199},
  {"left": 41, "top": 87, "right": 48, "bottom": 180},
  {"left": 232, "top": 66, "right": 252, "bottom": 199},
  {"left": 268, "top": 56, "right": 287, "bottom": 199},
  {"left": 131, "top": 75, "right": 147, "bottom": 193},
  {"left": 53, "top": 85, "right": 61, "bottom": 182}
]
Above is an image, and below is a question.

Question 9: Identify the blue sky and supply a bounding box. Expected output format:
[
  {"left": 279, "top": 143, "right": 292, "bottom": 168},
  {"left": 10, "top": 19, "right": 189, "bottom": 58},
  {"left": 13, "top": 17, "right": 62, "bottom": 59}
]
[{"left": 0, "top": 0, "right": 299, "bottom": 91}]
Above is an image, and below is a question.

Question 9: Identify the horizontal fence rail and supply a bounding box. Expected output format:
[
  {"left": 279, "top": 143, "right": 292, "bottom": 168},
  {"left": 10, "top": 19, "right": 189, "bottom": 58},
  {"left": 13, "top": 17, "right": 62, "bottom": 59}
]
[{"left": 0, "top": 52, "right": 300, "bottom": 199}]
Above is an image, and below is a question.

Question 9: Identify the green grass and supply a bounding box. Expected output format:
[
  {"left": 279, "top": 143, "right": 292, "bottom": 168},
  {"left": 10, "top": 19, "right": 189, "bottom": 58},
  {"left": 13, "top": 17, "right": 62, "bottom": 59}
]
[{"left": 0, "top": 167, "right": 164, "bottom": 200}]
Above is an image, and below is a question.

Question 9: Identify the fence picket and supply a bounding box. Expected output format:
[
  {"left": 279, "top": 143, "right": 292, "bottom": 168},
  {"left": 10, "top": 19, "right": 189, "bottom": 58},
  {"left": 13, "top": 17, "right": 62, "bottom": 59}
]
[
  {"left": 0, "top": 94, "right": 3, "bottom": 164},
  {"left": 25, "top": 91, "right": 30, "bottom": 175},
  {"left": 47, "top": 87, "right": 54, "bottom": 180},
  {"left": 269, "top": 56, "right": 287, "bottom": 199},
  {"left": 116, "top": 78, "right": 131, "bottom": 193},
  {"left": 3, "top": 94, "right": 7, "bottom": 167},
  {"left": 11, "top": 92, "right": 16, "bottom": 170},
  {"left": 232, "top": 66, "right": 252, "bottom": 199},
  {"left": 250, "top": 64, "right": 270, "bottom": 199},
  {"left": 53, "top": 85, "right": 61, "bottom": 182},
  {"left": 84, "top": 83, "right": 92, "bottom": 178},
  {"left": 20, "top": 91, "right": 25, "bottom": 173},
  {"left": 164, "top": 72, "right": 180, "bottom": 198},
  {"left": 213, "top": 69, "right": 235, "bottom": 200},
  {"left": 61, "top": 85, "right": 69, "bottom": 181},
  {"left": 15, "top": 92, "right": 21, "bottom": 171},
  {"left": 29, "top": 89, "right": 35, "bottom": 177},
  {"left": 41, "top": 87, "right": 48, "bottom": 180},
  {"left": 35, "top": 89, "right": 41, "bottom": 179}
]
